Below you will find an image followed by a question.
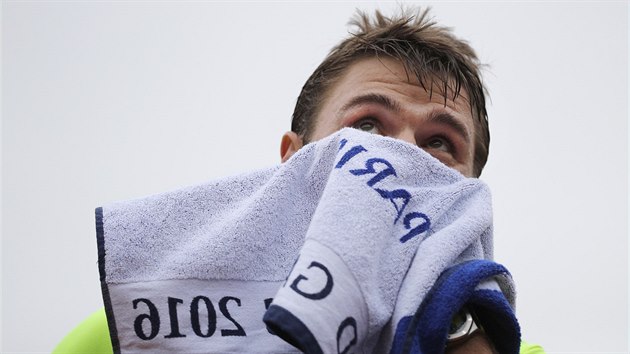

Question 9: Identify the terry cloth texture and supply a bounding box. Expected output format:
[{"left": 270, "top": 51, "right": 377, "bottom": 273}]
[{"left": 97, "top": 128, "right": 517, "bottom": 354}]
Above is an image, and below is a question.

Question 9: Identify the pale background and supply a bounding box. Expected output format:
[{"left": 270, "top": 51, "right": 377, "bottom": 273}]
[{"left": 2, "top": 1, "right": 628, "bottom": 353}]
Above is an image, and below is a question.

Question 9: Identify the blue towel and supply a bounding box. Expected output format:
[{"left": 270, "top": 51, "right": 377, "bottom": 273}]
[
  {"left": 96, "top": 128, "right": 516, "bottom": 353},
  {"left": 388, "top": 260, "right": 520, "bottom": 354}
]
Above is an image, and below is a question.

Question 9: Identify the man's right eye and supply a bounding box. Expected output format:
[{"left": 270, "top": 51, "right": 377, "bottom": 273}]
[{"left": 353, "top": 118, "right": 380, "bottom": 134}]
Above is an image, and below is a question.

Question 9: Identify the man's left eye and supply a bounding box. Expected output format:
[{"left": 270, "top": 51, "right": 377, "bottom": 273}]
[
  {"left": 352, "top": 119, "right": 380, "bottom": 134},
  {"left": 425, "top": 137, "right": 451, "bottom": 152}
]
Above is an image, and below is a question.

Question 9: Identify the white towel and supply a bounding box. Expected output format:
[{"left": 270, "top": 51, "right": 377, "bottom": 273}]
[{"left": 96, "top": 128, "right": 517, "bottom": 354}]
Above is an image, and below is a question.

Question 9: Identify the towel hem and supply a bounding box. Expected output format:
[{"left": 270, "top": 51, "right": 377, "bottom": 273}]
[
  {"left": 96, "top": 207, "right": 121, "bottom": 354},
  {"left": 263, "top": 304, "right": 323, "bottom": 354}
]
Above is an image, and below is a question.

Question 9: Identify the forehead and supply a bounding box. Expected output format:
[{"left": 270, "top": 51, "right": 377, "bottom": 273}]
[{"left": 322, "top": 56, "right": 472, "bottom": 114}]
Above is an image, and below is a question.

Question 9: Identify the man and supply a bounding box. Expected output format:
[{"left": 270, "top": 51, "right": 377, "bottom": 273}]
[
  {"left": 55, "top": 7, "right": 543, "bottom": 354},
  {"left": 280, "top": 8, "right": 536, "bottom": 354},
  {"left": 280, "top": 9, "right": 486, "bottom": 180},
  {"left": 278, "top": 9, "right": 487, "bottom": 353}
]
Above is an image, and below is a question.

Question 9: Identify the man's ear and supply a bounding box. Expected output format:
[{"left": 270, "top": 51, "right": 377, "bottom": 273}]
[{"left": 280, "top": 131, "right": 303, "bottom": 163}]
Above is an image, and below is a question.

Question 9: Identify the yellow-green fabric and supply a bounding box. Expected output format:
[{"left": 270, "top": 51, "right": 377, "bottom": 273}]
[
  {"left": 520, "top": 340, "right": 547, "bottom": 354},
  {"left": 54, "top": 308, "right": 545, "bottom": 353},
  {"left": 53, "top": 308, "right": 112, "bottom": 354}
]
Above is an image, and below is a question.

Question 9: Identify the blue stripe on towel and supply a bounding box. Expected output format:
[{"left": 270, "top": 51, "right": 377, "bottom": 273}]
[
  {"left": 468, "top": 289, "right": 521, "bottom": 354},
  {"left": 263, "top": 304, "right": 323, "bottom": 354},
  {"left": 390, "top": 260, "right": 520, "bottom": 354},
  {"left": 96, "top": 207, "right": 121, "bottom": 354}
]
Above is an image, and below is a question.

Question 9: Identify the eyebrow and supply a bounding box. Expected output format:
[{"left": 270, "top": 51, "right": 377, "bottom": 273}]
[
  {"left": 427, "top": 110, "right": 471, "bottom": 144},
  {"left": 338, "top": 93, "right": 402, "bottom": 116}
]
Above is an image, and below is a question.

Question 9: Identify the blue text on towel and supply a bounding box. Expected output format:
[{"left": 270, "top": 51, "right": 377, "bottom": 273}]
[{"left": 336, "top": 138, "right": 431, "bottom": 243}]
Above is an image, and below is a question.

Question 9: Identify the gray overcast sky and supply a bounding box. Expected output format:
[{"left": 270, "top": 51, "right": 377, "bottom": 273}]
[{"left": 2, "top": 1, "right": 628, "bottom": 352}]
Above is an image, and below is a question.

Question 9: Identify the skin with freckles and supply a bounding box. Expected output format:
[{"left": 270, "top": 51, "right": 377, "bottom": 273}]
[{"left": 281, "top": 57, "right": 476, "bottom": 178}]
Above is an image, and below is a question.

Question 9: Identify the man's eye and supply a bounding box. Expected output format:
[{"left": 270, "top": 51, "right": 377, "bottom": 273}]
[
  {"left": 425, "top": 137, "right": 452, "bottom": 152},
  {"left": 353, "top": 119, "right": 379, "bottom": 134}
]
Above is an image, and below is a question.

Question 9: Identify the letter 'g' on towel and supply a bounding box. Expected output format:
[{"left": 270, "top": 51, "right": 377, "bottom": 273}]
[{"left": 96, "top": 128, "right": 517, "bottom": 353}]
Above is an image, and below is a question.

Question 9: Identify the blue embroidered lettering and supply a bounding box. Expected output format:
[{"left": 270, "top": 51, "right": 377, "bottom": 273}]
[
  {"left": 290, "top": 261, "right": 334, "bottom": 300},
  {"left": 165, "top": 297, "right": 186, "bottom": 338},
  {"left": 336, "top": 317, "right": 358, "bottom": 354},
  {"left": 190, "top": 296, "right": 217, "bottom": 338},
  {"left": 335, "top": 145, "right": 367, "bottom": 169},
  {"left": 336, "top": 137, "right": 430, "bottom": 243},
  {"left": 338, "top": 138, "right": 348, "bottom": 151},
  {"left": 399, "top": 212, "right": 431, "bottom": 243},
  {"left": 132, "top": 298, "right": 161, "bottom": 340},
  {"left": 219, "top": 297, "right": 247, "bottom": 336},
  {"left": 374, "top": 188, "right": 412, "bottom": 224},
  {"left": 283, "top": 256, "right": 300, "bottom": 287},
  {"left": 349, "top": 158, "right": 397, "bottom": 187}
]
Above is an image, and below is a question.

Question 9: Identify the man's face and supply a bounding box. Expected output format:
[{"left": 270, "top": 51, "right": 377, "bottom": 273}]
[{"left": 309, "top": 57, "right": 476, "bottom": 177}]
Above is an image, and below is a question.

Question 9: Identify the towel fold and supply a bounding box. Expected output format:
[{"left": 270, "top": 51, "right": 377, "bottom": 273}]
[{"left": 96, "top": 128, "right": 517, "bottom": 354}]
